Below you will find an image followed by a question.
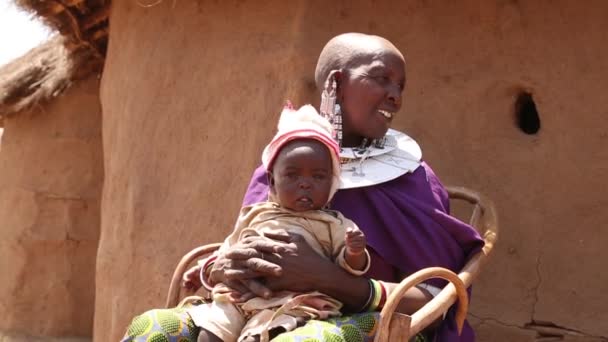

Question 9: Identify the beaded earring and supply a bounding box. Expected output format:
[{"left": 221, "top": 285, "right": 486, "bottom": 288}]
[
  {"left": 333, "top": 103, "right": 343, "bottom": 148},
  {"left": 358, "top": 138, "right": 369, "bottom": 150},
  {"left": 320, "top": 77, "right": 336, "bottom": 121},
  {"left": 320, "top": 75, "right": 343, "bottom": 148}
]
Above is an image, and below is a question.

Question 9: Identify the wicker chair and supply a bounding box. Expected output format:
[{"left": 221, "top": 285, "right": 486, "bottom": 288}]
[{"left": 166, "top": 186, "right": 498, "bottom": 341}]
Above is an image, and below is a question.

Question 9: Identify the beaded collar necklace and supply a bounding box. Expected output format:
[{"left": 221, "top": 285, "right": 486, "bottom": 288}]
[{"left": 339, "top": 128, "right": 422, "bottom": 189}]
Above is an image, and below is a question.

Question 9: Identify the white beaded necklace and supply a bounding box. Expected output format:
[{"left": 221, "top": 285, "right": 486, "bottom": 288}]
[{"left": 339, "top": 129, "right": 422, "bottom": 189}]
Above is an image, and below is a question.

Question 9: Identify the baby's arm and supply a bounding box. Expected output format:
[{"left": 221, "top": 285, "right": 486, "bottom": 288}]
[{"left": 344, "top": 226, "right": 368, "bottom": 271}]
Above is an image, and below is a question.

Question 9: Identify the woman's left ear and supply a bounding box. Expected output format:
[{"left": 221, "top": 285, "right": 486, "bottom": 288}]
[
  {"left": 328, "top": 70, "right": 343, "bottom": 89},
  {"left": 328, "top": 69, "right": 344, "bottom": 100}
]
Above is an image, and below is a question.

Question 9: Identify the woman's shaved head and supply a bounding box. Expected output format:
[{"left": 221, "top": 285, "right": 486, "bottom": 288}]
[
  {"left": 313, "top": 33, "right": 407, "bottom": 144},
  {"left": 314, "top": 33, "right": 404, "bottom": 91}
]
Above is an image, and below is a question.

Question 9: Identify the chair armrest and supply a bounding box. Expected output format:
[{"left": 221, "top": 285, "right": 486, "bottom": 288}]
[
  {"left": 165, "top": 243, "right": 222, "bottom": 308},
  {"left": 446, "top": 186, "right": 499, "bottom": 253},
  {"left": 378, "top": 187, "right": 499, "bottom": 340},
  {"left": 374, "top": 267, "right": 469, "bottom": 342}
]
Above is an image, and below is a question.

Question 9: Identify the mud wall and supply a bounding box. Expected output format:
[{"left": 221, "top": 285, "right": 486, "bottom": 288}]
[
  {"left": 97, "top": 1, "right": 608, "bottom": 341},
  {"left": 0, "top": 77, "right": 103, "bottom": 341}
]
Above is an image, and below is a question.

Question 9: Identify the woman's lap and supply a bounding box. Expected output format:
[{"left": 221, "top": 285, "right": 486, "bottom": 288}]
[
  {"left": 122, "top": 307, "right": 427, "bottom": 342},
  {"left": 272, "top": 312, "right": 379, "bottom": 342}
]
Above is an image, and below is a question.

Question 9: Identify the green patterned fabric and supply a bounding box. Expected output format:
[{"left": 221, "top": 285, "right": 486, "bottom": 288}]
[
  {"left": 121, "top": 307, "right": 198, "bottom": 342},
  {"left": 121, "top": 307, "right": 428, "bottom": 342},
  {"left": 272, "top": 312, "right": 428, "bottom": 342}
]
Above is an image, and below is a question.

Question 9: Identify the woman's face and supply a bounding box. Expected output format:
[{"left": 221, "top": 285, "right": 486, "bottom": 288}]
[{"left": 337, "top": 50, "right": 406, "bottom": 144}]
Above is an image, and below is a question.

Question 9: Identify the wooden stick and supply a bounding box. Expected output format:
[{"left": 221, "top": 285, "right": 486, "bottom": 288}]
[
  {"left": 61, "top": 0, "right": 86, "bottom": 6},
  {"left": 90, "top": 28, "right": 108, "bottom": 41},
  {"left": 82, "top": 6, "right": 110, "bottom": 30}
]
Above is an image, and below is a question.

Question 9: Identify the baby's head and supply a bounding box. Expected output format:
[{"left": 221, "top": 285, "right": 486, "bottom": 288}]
[
  {"left": 262, "top": 105, "right": 341, "bottom": 211},
  {"left": 269, "top": 139, "right": 333, "bottom": 211}
]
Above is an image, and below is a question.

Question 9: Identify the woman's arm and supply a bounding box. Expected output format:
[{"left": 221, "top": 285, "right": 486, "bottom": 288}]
[
  {"left": 262, "top": 234, "right": 371, "bottom": 311},
  {"left": 206, "top": 232, "right": 435, "bottom": 313},
  {"left": 207, "top": 232, "right": 291, "bottom": 299},
  {"left": 269, "top": 240, "right": 435, "bottom": 313}
]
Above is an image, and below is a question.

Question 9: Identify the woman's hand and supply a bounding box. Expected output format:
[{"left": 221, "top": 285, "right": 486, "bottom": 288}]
[
  {"left": 208, "top": 232, "right": 372, "bottom": 311},
  {"left": 264, "top": 234, "right": 371, "bottom": 311},
  {"left": 209, "top": 232, "right": 294, "bottom": 299},
  {"left": 263, "top": 234, "right": 436, "bottom": 314},
  {"left": 263, "top": 234, "right": 334, "bottom": 293},
  {"left": 180, "top": 263, "right": 262, "bottom": 300}
]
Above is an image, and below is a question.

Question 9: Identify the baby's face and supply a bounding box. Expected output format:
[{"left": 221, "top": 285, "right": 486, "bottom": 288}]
[{"left": 270, "top": 139, "right": 333, "bottom": 211}]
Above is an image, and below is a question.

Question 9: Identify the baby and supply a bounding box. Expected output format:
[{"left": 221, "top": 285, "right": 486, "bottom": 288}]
[{"left": 188, "top": 104, "right": 370, "bottom": 342}]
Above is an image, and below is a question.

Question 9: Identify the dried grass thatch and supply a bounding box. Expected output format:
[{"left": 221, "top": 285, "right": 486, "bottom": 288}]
[
  {"left": 16, "top": 0, "right": 110, "bottom": 58},
  {"left": 0, "top": 35, "right": 102, "bottom": 117},
  {"left": 0, "top": 0, "right": 110, "bottom": 119}
]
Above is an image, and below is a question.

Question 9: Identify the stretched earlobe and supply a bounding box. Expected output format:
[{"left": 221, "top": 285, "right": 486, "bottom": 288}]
[{"left": 327, "top": 70, "right": 342, "bottom": 90}]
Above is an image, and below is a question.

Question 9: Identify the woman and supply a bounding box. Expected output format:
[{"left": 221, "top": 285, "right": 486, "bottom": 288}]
[{"left": 123, "top": 33, "right": 483, "bottom": 342}]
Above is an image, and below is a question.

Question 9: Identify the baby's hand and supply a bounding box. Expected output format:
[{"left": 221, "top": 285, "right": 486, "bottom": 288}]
[
  {"left": 345, "top": 227, "right": 366, "bottom": 255},
  {"left": 182, "top": 265, "right": 202, "bottom": 291}
]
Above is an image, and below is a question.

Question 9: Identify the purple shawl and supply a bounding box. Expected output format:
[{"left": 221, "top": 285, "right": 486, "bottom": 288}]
[{"left": 242, "top": 161, "right": 484, "bottom": 341}]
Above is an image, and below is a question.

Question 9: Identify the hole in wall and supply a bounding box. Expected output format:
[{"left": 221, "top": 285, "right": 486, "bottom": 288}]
[{"left": 514, "top": 91, "right": 541, "bottom": 134}]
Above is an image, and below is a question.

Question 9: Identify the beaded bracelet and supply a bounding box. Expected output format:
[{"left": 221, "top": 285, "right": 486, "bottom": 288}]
[
  {"left": 367, "top": 279, "right": 387, "bottom": 312},
  {"left": 359, "top": 279, "right": 388, "bottom": 312},
  {"left": 358, "top": 279, "right": 375, "bottom": 312}
]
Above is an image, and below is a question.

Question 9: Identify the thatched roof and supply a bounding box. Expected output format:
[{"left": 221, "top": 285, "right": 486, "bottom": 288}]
[
  {"left": 0, "top": 35, "right": 102, "bottom": 117},
  {"left": 16, "top": 0, "right": 109, "bottom": 59},
  {"left": 0, "top": 0, "right": 109, "bottom": 119}
]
